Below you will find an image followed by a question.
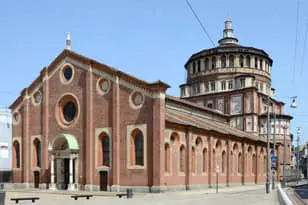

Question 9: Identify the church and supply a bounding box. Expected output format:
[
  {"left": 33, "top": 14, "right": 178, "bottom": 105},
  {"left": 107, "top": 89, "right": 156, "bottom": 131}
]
[{"left": 10, "top": 20, "right": 292, "bottom": 192}]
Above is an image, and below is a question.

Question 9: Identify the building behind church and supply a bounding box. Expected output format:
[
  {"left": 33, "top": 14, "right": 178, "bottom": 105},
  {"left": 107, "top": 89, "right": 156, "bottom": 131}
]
[{"left": 9, "top": 20, "right": 292, "bottom": 192}]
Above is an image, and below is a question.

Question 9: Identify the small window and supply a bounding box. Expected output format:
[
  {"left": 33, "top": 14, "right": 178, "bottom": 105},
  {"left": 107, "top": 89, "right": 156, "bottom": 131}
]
[
  {"left": 180, "top": 145, "right": 185, "bottom": 172},
  {"left": 103, "top": 137, "right": 110, "bottom": 166},
  {"left": 63, "top": 66, "right": 73, "bottom": 81},
  {"left": 204, "top": 58, "right": 209, "bottom": 70},
  {"left": 212, "top": 56, "right": 216, "bottom": 69},
  {"left": 135, "top": 135, "right": 144, "bottom": 166},
  {"left": 197, "top": 60, "right": 201, "bottom": 72},
  {"left": 239, "top": 55, "right": 244, "bottom": 67},
  {"left": 228, "top": 80, "right": 233, "bottom": 89},
  {"left": 207, "top": 103, "right": 213, "bottom": 108},
  {"left": 210, "top": 81, "right": 215, "bottom": 91},
  {"left": 240, "top": 79, "right": 245, "bottom": 88},
  {"left": 255, "top": 57, "right": 258, "bottom": 68},
  {"left": 246, "top": 55, "right": 251, "bottom": 67},
  {"left": 63, "top": 102, "right": 77, "bottom": 122},
  {"left": 221, "top": 81, "right": 226, "bottom": 90},
  {"left": 221, "top": 55, "right": 226, "bottom": 68},
  {"left": 229, "top": 55, "right": 234, "bottom": 67}
]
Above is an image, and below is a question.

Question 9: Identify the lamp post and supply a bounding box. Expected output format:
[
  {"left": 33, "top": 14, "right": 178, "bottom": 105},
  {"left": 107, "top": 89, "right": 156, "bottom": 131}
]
[
  {"left": 272, "top": 113, "right": 276, "bottom": 190},
  {"left": 266, "top": 95, "right": 270, "bottom": 194},
  {"left": 282, "top": 125, "right": 287, "bottom": 188},
  {"left": 296, "top": 127, "right": 301, "bottom": 184}
]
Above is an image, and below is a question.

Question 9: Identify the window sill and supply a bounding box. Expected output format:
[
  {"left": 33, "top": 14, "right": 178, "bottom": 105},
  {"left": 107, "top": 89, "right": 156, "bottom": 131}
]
[
  {"left": 96, "top": 166, "right": 110, "bottom": 171},
  {"left": 128, "top": 165, "right": 145, "bottom": 170},
  {"left": 32, "top": 167, "right": 41, "bottom": 172}
]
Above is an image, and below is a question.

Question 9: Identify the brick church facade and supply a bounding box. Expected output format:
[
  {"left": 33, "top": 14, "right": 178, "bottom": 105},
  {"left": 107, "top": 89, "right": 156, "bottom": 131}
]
[{"left": 10, "top": 20, "right": 292, "bottom": 192}]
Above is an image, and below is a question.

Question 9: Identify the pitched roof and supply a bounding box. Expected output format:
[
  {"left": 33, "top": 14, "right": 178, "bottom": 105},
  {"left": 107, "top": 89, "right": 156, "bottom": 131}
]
[
  {"left": 165, "top": 105, "right": 267, "bottom": 143},
  {"left": 10, "top": 49, "right": 170, "bottom": 109}
]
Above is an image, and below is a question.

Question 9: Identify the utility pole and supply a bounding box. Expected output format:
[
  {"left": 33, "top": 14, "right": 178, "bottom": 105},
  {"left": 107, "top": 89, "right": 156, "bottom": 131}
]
[
  {"left": 272, "top": 113, "right": 276, "bottom": 190},
  {"left": 266, "top": 95, "right": 270, "bottom": 194},
  {"left": 297, "top": 127, "right": 300, "bottom": 184}
]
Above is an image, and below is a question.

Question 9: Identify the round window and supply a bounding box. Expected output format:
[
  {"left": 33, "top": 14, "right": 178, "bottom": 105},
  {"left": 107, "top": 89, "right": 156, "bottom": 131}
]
[
  {"left": 56, "top": 94, "right": 79, "bottom": 128},
  {"left": 133, "top": 92, "right": 143, "bottom": 106},
  {"left": 63, "top": 66, "right": 73, "bottom": 81},
  {"left": 63, "top": 101, "right": 76, "bottom": 122},
  {"left": 13, "top": 112, "right": 20, "bottom": 124},
  {"left": 96, "top": 78, "right": 110, "bottom": 95},
  {"left": 33, "top": 91, "right": 42, "bottom": 105}
]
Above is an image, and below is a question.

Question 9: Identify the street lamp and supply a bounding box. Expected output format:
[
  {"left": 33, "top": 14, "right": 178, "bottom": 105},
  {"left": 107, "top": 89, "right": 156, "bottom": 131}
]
[
  {"left": 266, "top": 95, "right": 270, "bottom": 194},
  {"left": 282, "top": 125, "right": 288, "bottom": 188}
]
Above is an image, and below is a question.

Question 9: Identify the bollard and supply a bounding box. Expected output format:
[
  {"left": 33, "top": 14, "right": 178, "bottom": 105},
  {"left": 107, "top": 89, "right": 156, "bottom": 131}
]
[
  {"left": 0, "top": 191, "right": 5, "bottom": 205},
  {"left": 126, "top": 188, "right": 133, "bottom": 199}
]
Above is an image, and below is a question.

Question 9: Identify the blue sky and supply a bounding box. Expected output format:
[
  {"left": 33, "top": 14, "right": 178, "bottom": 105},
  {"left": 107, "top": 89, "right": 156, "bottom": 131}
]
[{"left": 1, "top": 0, "right": 308, "bottom": 144}]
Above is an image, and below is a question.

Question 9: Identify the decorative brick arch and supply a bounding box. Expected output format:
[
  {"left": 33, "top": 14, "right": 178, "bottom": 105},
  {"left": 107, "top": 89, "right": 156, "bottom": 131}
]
[
  {"left": 179, "top": 145, "right": 186, "bottom": 173},
  {"left": 164, "top": 143, "right": 171, "bottom": 173}
]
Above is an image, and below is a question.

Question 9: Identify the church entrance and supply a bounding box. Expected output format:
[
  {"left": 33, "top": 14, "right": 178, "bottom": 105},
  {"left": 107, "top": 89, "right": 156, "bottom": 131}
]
[{"left": 49, "top": 134, "right": 80, "bottom": 191}]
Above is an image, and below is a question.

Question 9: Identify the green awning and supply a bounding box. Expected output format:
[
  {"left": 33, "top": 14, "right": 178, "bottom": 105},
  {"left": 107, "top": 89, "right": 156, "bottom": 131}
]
[{"left": 52, "top": 133, "right": 79, "bottom": 150}]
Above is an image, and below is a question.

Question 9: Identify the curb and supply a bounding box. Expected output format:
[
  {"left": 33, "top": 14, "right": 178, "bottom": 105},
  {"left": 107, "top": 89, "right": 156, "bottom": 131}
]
[{"left": 277, "top": 184, "right": 293, "bottom": 205}]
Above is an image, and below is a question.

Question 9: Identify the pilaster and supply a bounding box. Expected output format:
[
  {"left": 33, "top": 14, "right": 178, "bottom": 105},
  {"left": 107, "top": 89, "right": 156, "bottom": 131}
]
[
  {"left": 151, "top": 92, "right": 165, "bottom": 192},
  {"left": 208, "top": 136, "right": 213, "bottom": 188},
  {"left": 85, "top": 63, "right": 94, "bottom": 188},
  {"left": 185, "top": 128, "right": 192, "bottom": 190},
  {"left": 21, "top": 88, "right": 30, "bottom": 183},
  {"left": 227, "top": 139, "right": 231, "bottom": 186},
  {"left": 41, "top": 67, "right": 49, "bottom": 181},
  {"left": 112, "top": 76, "right": 120, "bottom": 191}
]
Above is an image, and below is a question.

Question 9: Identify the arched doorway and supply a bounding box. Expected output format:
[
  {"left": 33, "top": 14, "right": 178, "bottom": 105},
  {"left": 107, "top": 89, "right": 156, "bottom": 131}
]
[{"left": 48, "top": 134, "right": 79, "bottom": 191}]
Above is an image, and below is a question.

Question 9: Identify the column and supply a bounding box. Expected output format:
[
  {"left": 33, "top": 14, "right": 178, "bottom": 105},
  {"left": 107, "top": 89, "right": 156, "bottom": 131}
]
[
  {"left": 74, "top": 158, "right": 79, "bottom": 189},
  {"left": 68, "top": 155, "right": 75, "bottom": 191},
  {"left": 49, "top": 155, "right": 56, "bottom": 190}
]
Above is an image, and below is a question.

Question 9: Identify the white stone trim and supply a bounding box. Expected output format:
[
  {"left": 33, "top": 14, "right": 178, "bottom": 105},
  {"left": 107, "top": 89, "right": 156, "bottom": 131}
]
[
  {"left": 30, "top": 135, "right": 42, "bottom": 171},
  {"left": 12, "top": 137, "right": 22, "bottom": 169},
  {"left": 126, "top": 124, "right": 147, "bottom": 169},
  {"left": 12, "top": 111, "right": 21, "bottom": 125},
  {"left": 95, "top": 127, "right": 112, "bottom": 169}
]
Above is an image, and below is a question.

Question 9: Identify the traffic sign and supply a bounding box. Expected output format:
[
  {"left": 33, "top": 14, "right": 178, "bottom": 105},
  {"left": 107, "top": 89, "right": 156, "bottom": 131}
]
[{"left": 271, "top": 156, "right": 277, "bottom": 164}]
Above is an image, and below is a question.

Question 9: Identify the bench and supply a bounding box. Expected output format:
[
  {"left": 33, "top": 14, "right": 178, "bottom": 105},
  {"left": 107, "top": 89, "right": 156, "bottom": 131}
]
[
  {"left": 70, "top": 194, "right": 93, "bottom": 200},
  {"left": 10, "top": 197, "right": 40, "bottom": 203},
  {"left": 116, "top": 193, "right": 127, "bottom": 198}
]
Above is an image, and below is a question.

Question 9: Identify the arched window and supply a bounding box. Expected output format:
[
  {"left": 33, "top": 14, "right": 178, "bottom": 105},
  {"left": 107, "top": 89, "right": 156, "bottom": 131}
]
[
  {"left": 204, "top": 58, "right": 209, "bottom": 70},
  {"left": 222, "top": 151, "right": 226, "bottom": 173},
  {"left": 213, "top": 150, "right": 216, "bottom": 172},
  {"left": 192, "top": 147, "right": 196, "bottom": 173},
  {"left": 202, "top": 148, "right": 207, "bottom": 172},
  {"left": 221, "top": 55, "right": 226, "bottom": 68},
  {"left": 33, "top": 139, "right": 41, "bottom": 167},
  {"left": 180, "top": 145, "right": 185, "bottom": 173},
  {"left": 165, "top": 143, "right": 170, "bottom": 172},
  {"left": 130, "top": 129, "right": 144, "bottom": 166},
  {"left": 103, "top": 137, "right": 110, "bottom": 166},
  {"left": 230, "top": 151, "right": 233, "bottom": 174},
  {"left": 99, "top": 133, "right": 110, "bottom": 167},
  {"left": 229, "top": 55, "right": 234, "bottom": 67},
  {"left": 212, "top": 56, "right": 216, "bottom": 69},
  {"left": 239, "top": 55, "right": 244, "bottom": 67},
  {"left": 238, "top": 153, "right": 242, "bottom": 173},
  {"left": 246, "top": 55, "right": 251, "bottom": 67},
  {"left": 13, "top": 141, "right": 20, "bottom": 168}
]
